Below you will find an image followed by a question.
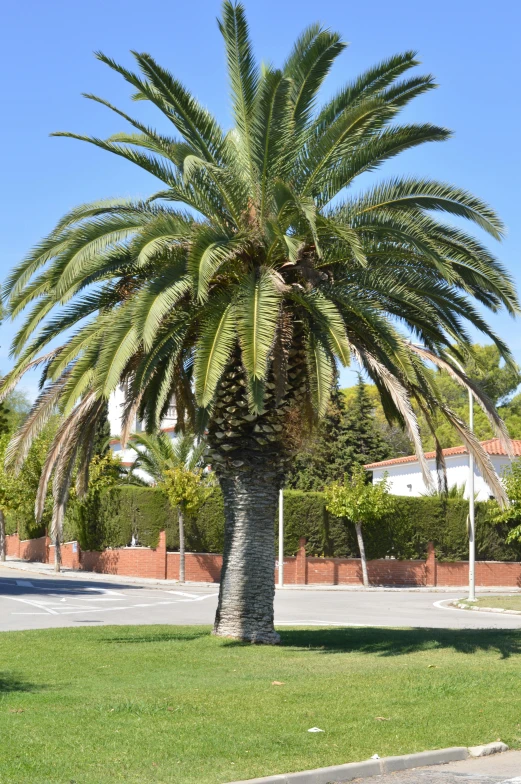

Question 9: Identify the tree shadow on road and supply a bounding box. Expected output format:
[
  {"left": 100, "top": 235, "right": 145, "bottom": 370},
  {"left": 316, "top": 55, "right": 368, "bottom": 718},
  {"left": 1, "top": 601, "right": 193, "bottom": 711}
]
[{"left": 275, "top": 627, "right": 521, "bottom": 659}]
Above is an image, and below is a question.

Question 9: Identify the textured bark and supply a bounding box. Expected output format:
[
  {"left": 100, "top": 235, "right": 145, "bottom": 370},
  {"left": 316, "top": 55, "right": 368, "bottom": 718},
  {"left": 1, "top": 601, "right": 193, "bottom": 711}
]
[
  {"left": 0, "top": 510, "right": 5, "bottom": 562},
  {"left": 178, "top": 508, "right": 185, "bottom": 584},
  {"left": 355, "top": 522, "right": 369, "bottom": 588},
  {"left": 54, "top": 527, "right": 62, "bottom": 573},
  {"left": 213, "top": 466, "right": 280, "bottom": 643},
  {"left": 206, "top": 346, "right": 306, "bottom": 643}
]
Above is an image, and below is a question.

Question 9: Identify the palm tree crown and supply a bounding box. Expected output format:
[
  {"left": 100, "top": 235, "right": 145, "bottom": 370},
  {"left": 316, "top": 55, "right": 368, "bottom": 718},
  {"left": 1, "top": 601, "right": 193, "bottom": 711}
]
[
  {"left": 129, "top": 431, "right": 205, "bottom": 484},
  {"left": 1, "top": 1, "right": 518, "bottom": 640}
]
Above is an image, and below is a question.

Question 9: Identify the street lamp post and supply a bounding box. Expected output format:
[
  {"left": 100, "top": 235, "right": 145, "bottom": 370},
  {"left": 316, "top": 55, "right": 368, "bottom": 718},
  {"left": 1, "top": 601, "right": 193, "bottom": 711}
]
[
  {"left": 445, "top": 357, "right": 475, "bottom": 601},
  {"left": 467, "top": 387, "right": 476, "bottom": 601},
  {"left": 409, "top": 344, "right": 476, "bottom": 600},
  {"left": 278, "top": 488, "right": 284, "bottom": 588}
]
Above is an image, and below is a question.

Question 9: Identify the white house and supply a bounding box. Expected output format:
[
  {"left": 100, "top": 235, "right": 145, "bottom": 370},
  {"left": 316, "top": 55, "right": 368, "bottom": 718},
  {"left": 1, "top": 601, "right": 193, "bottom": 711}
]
[
  {"left": 365, "top": 438, "right": 521, "bottom": 501},
  {"left": 108, "top": 386, "right": 177, "bottom": 474}
]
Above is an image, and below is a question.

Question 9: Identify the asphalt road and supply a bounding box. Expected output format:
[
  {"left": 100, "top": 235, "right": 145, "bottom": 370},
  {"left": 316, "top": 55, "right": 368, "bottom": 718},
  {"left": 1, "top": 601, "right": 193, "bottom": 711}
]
[
  {"left": 349, "top": 750, "right": 521, "bottom": 782},
  {"left": 2, "top": 564, "right": 521, "bottom": 632}
]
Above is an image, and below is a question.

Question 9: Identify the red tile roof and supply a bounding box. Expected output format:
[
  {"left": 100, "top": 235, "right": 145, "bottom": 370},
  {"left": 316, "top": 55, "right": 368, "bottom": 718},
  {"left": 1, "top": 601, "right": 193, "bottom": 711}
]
[{"left": 364, "top": 438, "right": 521, "bottom": 469}]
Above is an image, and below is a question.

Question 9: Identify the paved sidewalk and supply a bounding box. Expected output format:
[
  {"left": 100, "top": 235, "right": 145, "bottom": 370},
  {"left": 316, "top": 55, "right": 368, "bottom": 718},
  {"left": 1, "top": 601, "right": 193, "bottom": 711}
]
[
  {"left": 1, "top": 556, "right": 214, "bottom": 588},
  {"left": 349, "top": 750, "right": 521, "bottom": 783},
  {"left": 5, "top": 556, "right": 521, "bottom": 593}
]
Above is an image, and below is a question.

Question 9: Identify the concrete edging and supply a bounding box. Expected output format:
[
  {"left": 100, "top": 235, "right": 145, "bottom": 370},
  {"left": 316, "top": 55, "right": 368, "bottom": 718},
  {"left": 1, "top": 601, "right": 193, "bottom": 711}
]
[
  {"left": 455, "top": 601, "right": 521, "bottom": 615},
  {"left": 227, "top": 746, "right": 469, "bottom": 783}
]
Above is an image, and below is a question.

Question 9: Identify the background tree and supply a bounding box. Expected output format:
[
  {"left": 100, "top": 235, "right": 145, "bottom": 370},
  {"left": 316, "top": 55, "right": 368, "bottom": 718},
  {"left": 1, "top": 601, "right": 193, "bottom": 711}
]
[
  {"left": 0, "top": 434, "right": 15, "bottom": 561},
  {"left": 1, "top": 2, "right": 517, "bottom": 641},
  {"left": 343, "top": 382, "right": 413, "bottom": 458},
  {"left": 92, "top": 403, "right": 111, "bottom": 457},
  {"left": 130, "top": 432, "right": 206, "bottom": 582},
  {"left": 0, "top": 425, "right": 56, "bottom": 560},
  {"left": 325, "top": 465, "right": 393, "bottom": 587},
  {"left": 495, "top": 460, "right": 521, "bottom": 543},
  {"left": 341, "top": 344, "right": 521, "bottom": 454},
  {"left": 287, "top": 376, "right": 390, "bottom": 489}
]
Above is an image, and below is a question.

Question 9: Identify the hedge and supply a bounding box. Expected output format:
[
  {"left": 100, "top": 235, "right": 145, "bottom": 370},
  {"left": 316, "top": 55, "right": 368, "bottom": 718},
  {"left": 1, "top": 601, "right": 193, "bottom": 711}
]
[
  {"left": 56, "top": 485, "right": 521, "bottom": 562},
  {"left": 65, "top": 486, "right": 177, "bottom": 551}
]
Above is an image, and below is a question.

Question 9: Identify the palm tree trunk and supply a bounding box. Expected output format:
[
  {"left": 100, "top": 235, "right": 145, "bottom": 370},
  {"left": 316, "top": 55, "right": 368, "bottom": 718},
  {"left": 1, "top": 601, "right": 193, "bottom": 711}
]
[
  {"left": 178, "top": 507, "right": 185, "bottom": 584},
  {"left": 213, "top": 466, "right": 280, "bottom": 644},
  {"left": 0, "top": 510, "right": 5, "bottom": 562},
  {"left": 355, "top": 522, "right": 369, "bottom": 588},
  {"left": 54, "top": 535, "right": 62, "bottom": 572}
]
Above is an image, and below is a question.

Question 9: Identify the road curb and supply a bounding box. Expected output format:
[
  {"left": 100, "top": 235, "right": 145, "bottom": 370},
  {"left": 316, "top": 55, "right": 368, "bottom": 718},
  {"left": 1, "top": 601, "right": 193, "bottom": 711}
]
[
  {"left": 455, "top": 601, "right": 521, "bottom": 615},
  {"left": 227, "top": 747, "right": 469, "bottom": 783}
]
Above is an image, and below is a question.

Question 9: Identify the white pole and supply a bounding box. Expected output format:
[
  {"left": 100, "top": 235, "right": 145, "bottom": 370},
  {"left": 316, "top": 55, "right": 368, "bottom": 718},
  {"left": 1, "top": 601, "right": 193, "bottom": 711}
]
[
  {"left": 278, "top": 488, "right": 284, "bottom": 588},
  {"left": 468, "top": 388, "right": 476, "bottom": 601},
  {"left": 409, "top": 344, "right": 477, "bottom": 601}
]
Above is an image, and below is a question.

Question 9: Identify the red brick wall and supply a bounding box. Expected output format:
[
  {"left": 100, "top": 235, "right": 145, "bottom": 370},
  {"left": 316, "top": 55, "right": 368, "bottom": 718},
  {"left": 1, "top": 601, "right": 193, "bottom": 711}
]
[
  {"left": 305, "top": 557, "right": 426, "bottom": 585},
  {"left": 437, "top": 560, "right": 521, "bottom": 587},
  {"left": 81, "top": 531, "right": 167, "bottom": 580},
  {"left": 5, "top": 531, "right": 521, "bottom": 587},
  {"left": 5, "top": 533, "right": 20, "bottom": 557},
  {"left": 6, "top": 533, "right": 46, "bottom": 562},
  {"left": 167, "top": 552, "right": 223, "bottom": 582}
]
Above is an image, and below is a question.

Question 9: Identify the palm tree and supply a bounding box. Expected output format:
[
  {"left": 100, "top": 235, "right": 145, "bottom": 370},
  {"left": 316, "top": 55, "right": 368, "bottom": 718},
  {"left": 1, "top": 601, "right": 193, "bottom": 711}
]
[
  {"left": 1, "top": 1, "right": 518, "bottom": 641},
  {"left": 129, "top": 431, "right": 205, "bottom": 582}
]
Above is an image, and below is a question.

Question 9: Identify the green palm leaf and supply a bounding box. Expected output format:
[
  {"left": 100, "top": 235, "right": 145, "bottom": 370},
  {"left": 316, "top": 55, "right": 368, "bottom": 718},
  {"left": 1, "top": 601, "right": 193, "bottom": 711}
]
[{"left": 194, "top": 298, "right": 236, "bottom": 407}]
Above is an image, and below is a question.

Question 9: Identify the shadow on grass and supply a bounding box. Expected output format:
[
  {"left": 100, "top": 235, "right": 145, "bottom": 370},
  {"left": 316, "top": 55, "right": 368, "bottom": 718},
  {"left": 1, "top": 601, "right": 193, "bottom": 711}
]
[
  {"left": 100, "top": 625, "right": 521, "bottom": 660},
  {"left": 0, "top": 671, "right": 45, "bottom": 694},
  {"left": 273, "top": 627, "right": 521, "bottom": 659},
  {"left": 103, "top": 629, "right": 209, "bottom": 645}
]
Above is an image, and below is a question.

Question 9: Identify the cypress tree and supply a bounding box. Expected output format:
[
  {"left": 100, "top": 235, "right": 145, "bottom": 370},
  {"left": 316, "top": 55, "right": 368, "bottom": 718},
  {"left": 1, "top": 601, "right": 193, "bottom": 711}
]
[
  {"left": 343, "top": 375, "right": 391, "bottom": 468},
  {"left": 287, "top": 376, "right": 391, "bottom": 490}
]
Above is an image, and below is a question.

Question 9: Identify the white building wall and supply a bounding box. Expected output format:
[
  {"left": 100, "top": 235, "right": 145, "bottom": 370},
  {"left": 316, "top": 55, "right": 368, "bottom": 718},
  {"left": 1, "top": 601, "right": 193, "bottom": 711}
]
[
  {"left": 108, "top": 386, "right": 178, "bottom": 482},
  {"left": 107, "top": 386, "right": 177, "bottom": 436},
  {"left": 370, "top": 453, "right": 513, "bottom": 501}
]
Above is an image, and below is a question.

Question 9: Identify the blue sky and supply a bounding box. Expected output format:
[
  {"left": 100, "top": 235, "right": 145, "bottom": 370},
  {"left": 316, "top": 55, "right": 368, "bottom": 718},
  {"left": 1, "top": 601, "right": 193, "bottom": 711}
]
[{"left": 1, "top": 0, "right": 520, "bottom": 398}]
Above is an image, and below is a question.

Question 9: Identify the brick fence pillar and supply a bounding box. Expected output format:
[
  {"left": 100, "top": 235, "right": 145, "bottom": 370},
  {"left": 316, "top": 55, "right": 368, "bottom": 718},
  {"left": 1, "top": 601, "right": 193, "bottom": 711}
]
[
  {"left": 156, "top": 530, "right": 167, "bottom": 580},
  {"left": 71, "top": 541, "right": 81, "bottom": 570},
  {"left": 425, "top": 541, "right": 437, "bottom": 587},
  {"left": 296, "top": 537, "right": 307, "bottom": 584}
]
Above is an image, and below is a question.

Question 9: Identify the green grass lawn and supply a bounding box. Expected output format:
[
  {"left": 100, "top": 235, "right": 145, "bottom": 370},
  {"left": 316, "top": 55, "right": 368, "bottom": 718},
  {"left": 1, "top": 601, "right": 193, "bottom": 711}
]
[
  {"left": 1, "top": 625, "right": 521, "bottom": 784},
  {"left": 459, "top": 595, "right": 521, "bottom": 612}
]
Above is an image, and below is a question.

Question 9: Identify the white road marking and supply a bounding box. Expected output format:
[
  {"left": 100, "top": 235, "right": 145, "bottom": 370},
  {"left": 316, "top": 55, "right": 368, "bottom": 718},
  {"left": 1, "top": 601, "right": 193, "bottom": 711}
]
[
  {"left": 15, "top": 580, "right": 33, "bottom": 587},
  {"left": 85, "top": 588, "right": 125, "bottom": 596},
  {"left": 6, "top": 597, "right": 59, "bottom": 615},
  {"left": 49, "top": 594, "right": 125, "bottom": 602},
  {"left": 1, "top": 588, "right": 218, "bottom": 620},
  {"left": 11, "top": 612, "right": 49, "bottom": 616},
  {"left": 3, "top": 594, "right": 217, "bottom": 617},
  {"left": 502, "top": 778, "right": 521, "bottom": 783},
  {"left": 58, "top": 600, "right": 180, "bottom": 615}
]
